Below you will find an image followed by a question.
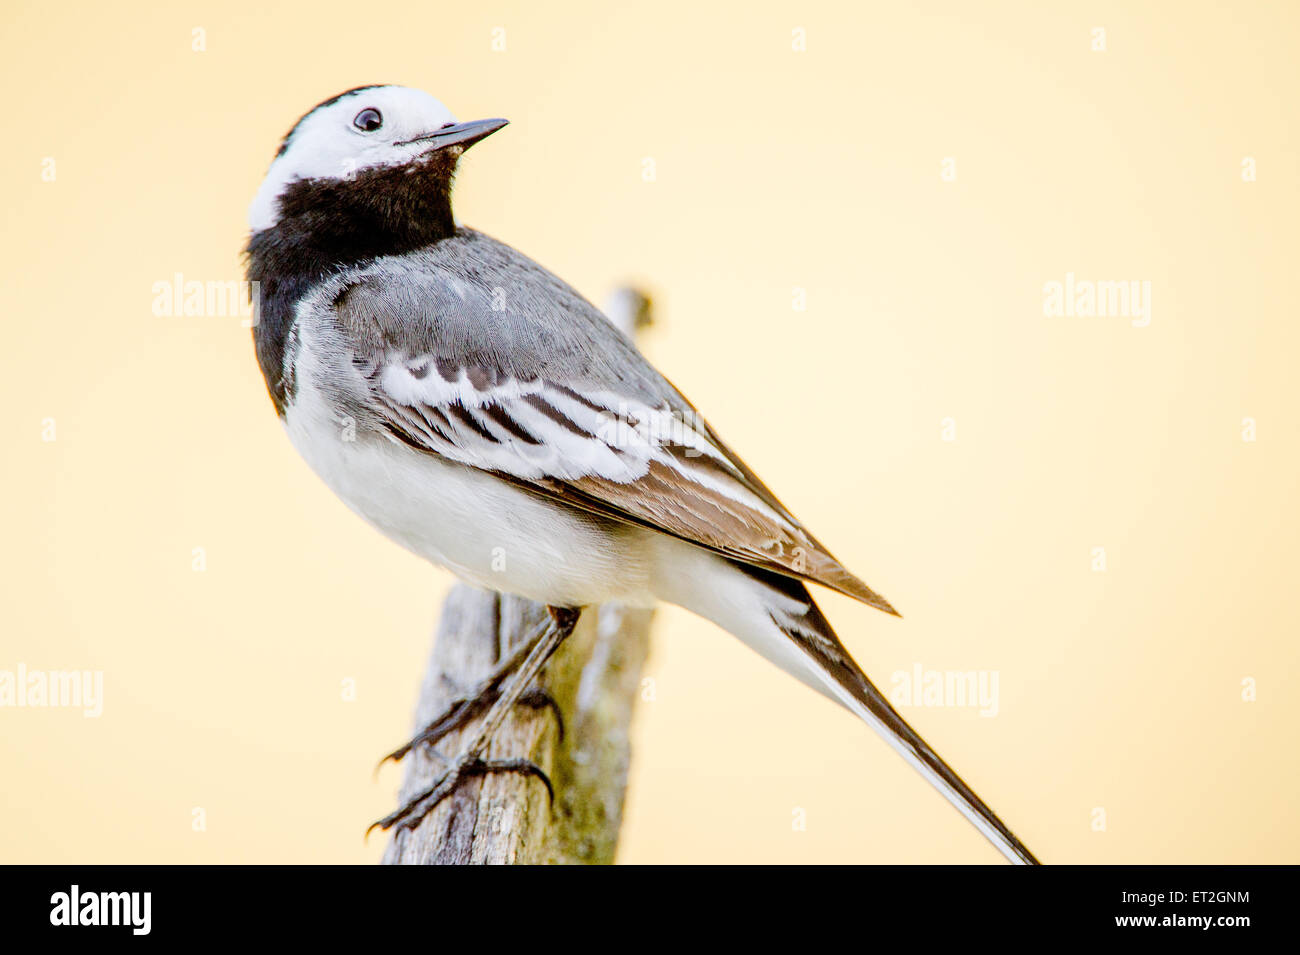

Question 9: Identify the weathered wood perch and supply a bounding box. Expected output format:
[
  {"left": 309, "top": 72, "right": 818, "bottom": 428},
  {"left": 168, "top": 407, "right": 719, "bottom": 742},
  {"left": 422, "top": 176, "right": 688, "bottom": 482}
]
[{"left": 383, "top": 288, "right": 655, "bottom": 865}]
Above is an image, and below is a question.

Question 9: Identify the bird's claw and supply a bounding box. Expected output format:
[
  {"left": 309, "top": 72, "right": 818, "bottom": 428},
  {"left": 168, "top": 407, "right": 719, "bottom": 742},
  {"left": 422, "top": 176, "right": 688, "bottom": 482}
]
[
  {"left": 518, "top": 686, "right": 565, "bottom": 742},
  {"left": 377, "top": 658, "right": 565, "bottom": 775},
  {"left": 369, "top": 753, "right": 554, "bottom": 836}
]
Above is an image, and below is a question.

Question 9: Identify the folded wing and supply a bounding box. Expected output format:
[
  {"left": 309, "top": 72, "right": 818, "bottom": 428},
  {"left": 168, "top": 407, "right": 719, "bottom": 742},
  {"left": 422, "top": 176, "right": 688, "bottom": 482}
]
[{"left": 331, "top": 230, "right": 897, "bottom": 615}]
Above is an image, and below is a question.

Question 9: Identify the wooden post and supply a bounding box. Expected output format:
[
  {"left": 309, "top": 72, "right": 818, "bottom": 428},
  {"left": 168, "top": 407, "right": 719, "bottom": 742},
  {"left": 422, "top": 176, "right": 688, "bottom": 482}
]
[{"left": 382, "top": 288, "right": 654, "bottom": 865}]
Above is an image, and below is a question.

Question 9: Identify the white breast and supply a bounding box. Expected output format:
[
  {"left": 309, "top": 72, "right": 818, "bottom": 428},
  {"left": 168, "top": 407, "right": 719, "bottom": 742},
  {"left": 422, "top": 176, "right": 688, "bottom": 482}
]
[{"left": 282, "top": 358, "right": 654, "bottom": 609}]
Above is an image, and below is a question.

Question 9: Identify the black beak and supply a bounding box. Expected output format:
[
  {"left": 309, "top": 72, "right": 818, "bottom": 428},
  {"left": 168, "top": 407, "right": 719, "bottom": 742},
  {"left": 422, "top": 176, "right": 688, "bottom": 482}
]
[{"left": 401, "top": 118, "right": 509, "bottom": 151}]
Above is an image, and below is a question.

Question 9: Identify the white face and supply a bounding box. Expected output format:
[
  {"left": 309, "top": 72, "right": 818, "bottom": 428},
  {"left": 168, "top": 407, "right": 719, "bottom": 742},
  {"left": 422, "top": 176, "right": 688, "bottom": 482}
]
[{"left": 249, "top": 86, "right": 458, "bottom": 232}]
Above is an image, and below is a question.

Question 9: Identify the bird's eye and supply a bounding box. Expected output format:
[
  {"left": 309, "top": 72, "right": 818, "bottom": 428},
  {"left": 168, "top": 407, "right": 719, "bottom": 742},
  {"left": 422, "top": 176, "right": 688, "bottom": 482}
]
[{"left": 352, "top": 108, "right": 383, "bottom": 132}]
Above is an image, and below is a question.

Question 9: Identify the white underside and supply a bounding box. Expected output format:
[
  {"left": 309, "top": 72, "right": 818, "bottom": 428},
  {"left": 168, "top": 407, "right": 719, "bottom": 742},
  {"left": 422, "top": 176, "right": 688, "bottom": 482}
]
[
  {"left": 285, "top": 366, "right": 1030, "bottom": 865},
  {"left": 285, "top": 368, "right": 833, "bottom": 688}
]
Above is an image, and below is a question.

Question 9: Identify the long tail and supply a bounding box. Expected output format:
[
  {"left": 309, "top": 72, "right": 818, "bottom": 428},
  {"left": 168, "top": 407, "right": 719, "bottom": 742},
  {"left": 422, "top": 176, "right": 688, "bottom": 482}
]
[
  {"left": 654, "top": 542, "right": 1040, "bottom": 863},
  {"left": 759, "top": 570, "right": 1039, "bottom": 864},
  {"left": 653, "top": 543, "right": 1038, "bottom": 864}
]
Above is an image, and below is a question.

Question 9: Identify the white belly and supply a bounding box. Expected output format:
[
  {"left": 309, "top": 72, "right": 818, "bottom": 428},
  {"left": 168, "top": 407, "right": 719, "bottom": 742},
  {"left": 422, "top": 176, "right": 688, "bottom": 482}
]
[{"left": 282, "top": 377, "right": 654, "bottom": 608}]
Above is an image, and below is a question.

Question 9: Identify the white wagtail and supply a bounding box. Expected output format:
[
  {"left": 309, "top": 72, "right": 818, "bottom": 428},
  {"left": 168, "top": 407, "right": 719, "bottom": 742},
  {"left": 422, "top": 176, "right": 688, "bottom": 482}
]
[{"left": 246, "top": 85, "right": 1039, "bottom": 864}]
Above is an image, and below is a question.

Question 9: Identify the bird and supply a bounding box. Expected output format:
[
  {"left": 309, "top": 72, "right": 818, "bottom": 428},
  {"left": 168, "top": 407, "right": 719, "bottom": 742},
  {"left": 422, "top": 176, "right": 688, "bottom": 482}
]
[{"left": 245, "top": 84, "right": 1040, "bottom": 865}]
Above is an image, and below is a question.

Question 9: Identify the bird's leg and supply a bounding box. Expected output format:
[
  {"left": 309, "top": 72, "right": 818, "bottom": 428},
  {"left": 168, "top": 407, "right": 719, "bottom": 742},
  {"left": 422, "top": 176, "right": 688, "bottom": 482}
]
[
  {"left": 372, "top": 606, "right": 582, "bottom": 835},
  {"left": 378, "top": 615, "right": 552, "bottom": 768}
]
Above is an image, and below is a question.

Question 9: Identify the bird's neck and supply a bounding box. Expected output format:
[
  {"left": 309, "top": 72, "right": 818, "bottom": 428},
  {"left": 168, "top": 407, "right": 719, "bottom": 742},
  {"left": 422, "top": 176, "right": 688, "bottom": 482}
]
[{"left": 245, "top": 163, "right": 460, "bottom": 416}]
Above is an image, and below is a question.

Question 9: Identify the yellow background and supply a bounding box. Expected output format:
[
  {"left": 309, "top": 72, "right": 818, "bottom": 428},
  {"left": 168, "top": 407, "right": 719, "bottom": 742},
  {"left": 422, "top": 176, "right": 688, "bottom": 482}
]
[{"left": 3, "top": 0, "right": 1296, "bottom": 863}]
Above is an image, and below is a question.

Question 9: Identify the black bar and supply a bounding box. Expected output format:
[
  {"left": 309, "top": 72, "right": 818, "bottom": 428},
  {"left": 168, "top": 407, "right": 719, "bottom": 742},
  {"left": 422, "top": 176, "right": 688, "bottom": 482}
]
[{"left": 2, "top": 864, "right": 1280, "bottom": 941}]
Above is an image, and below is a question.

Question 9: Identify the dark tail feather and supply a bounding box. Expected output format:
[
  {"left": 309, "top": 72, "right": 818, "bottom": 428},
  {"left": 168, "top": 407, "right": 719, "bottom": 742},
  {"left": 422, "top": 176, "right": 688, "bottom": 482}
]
[{"left": 759, "top": 571, "right": 1040, "bottom": 864}]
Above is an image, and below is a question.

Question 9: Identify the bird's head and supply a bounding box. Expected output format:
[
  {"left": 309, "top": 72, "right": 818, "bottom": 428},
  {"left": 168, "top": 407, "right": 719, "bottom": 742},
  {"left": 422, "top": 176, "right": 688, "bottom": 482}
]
[{"left": 248, "top": 85, "right": 507, "bottom": 240}]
